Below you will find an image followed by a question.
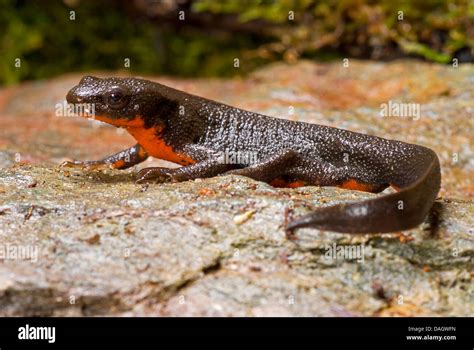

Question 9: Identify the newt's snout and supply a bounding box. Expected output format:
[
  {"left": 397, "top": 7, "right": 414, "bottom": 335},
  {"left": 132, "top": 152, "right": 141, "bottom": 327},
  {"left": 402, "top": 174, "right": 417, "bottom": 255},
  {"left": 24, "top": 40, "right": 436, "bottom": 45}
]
[
  {"left": 66, "top": 89, "right": 83, "bottom": 104},
  {"left": 66, "top": 76, "right": 102, "bottom": 105}
]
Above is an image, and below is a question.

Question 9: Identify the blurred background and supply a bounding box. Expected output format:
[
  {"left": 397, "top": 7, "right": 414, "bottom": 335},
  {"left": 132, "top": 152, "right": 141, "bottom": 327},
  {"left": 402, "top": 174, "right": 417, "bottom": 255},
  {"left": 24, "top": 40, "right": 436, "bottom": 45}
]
[{"left": 1, "top": 0, "right": 473, "bottom": 86}]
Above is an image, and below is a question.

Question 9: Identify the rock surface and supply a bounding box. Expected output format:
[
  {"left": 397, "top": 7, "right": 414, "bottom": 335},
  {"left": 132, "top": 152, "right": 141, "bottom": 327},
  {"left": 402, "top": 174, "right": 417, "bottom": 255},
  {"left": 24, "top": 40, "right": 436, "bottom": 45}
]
[{"left": 0, "top": 60, "right": 472, "bottom": 316}]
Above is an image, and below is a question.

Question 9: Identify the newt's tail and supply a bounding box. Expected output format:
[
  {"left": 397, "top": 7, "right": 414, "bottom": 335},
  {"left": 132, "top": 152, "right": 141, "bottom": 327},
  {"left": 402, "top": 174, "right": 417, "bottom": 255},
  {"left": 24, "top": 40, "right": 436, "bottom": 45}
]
[{"left": 286, "top": 147, "right": 441, "bottom": 234}]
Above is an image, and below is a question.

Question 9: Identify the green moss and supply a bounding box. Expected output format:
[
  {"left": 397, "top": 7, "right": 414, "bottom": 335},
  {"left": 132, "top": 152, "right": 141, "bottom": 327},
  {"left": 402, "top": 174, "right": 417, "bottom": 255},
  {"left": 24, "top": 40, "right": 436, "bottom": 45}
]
[
  {"left": 193, "top": 0, "right": 473, "bottom": 63},
  {"left": 0, "top": 0, "right": 161, "bottom": 84},
  {"left": 0, "top": 0, "right": 472, "bottom": 85}
]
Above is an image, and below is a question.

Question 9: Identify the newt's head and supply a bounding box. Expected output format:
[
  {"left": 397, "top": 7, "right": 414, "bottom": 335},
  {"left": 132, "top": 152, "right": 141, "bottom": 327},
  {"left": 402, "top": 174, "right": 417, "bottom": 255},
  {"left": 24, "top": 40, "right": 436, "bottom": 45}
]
[{"left": 66, "top": 76, "right": 171, "bottom": 127}]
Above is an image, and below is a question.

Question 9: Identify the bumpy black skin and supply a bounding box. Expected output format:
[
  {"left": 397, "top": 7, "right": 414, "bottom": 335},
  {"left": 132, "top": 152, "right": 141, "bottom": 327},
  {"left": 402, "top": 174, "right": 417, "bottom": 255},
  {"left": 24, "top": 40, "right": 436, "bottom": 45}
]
[{"left": 65, "top": 76, "right": 441, "bottom": 234}]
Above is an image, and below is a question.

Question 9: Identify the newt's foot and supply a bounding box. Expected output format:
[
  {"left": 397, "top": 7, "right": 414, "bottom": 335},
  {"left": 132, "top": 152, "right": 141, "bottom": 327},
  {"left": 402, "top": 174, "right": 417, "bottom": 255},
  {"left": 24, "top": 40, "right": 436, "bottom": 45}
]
[
  {"left": 60, "top": 160, "right": 112, "bottom": 171},
  {"left": 136, "top": 167, "right": 173, "bottom": 184}
]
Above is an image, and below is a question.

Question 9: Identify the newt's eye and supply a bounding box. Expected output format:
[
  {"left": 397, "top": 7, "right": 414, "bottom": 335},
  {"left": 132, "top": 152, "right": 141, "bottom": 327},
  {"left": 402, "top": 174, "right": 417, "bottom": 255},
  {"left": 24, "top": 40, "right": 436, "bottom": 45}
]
[{"left": 104, "top": 87, "right": 130, "bottom": 109}]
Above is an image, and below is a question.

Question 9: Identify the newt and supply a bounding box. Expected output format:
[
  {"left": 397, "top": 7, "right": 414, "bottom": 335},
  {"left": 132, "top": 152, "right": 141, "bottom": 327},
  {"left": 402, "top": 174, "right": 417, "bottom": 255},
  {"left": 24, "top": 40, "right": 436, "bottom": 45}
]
[{"left": 64, "top": 76, "right": 441, "bottom": 234}]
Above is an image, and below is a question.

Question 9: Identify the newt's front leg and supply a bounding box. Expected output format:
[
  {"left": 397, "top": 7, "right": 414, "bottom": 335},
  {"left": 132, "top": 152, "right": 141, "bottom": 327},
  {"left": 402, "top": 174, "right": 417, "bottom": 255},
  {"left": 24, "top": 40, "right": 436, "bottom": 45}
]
[{"left": 61, "top": 143, "right": 148, "bottom": 170}]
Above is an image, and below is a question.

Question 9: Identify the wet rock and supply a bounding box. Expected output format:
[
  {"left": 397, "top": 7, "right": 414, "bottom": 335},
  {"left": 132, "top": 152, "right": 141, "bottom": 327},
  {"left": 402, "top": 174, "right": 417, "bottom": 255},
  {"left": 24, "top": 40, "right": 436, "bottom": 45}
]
[{"left": 0, "top": 60, "right": 472, "bottom": 316}]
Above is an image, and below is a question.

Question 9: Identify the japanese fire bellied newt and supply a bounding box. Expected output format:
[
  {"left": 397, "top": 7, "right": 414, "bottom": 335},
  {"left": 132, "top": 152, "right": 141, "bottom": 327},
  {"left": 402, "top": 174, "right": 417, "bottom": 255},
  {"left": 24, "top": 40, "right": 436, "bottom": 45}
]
[{"left": 64, "top": 76, "right": 441, "bottom": 234}]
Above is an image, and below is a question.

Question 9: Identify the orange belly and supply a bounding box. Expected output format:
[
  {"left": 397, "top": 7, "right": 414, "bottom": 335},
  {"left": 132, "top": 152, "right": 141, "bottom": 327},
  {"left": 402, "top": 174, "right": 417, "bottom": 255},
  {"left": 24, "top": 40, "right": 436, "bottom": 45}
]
[
  {"left": 270, "top": 178, "right": 306, "bottom": 188},
  {"left": 93, "top": 114, "right": 195, "bottom": 166},
  {"left": 338, "top": 179, "right": 379, "bottom": 192}
]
